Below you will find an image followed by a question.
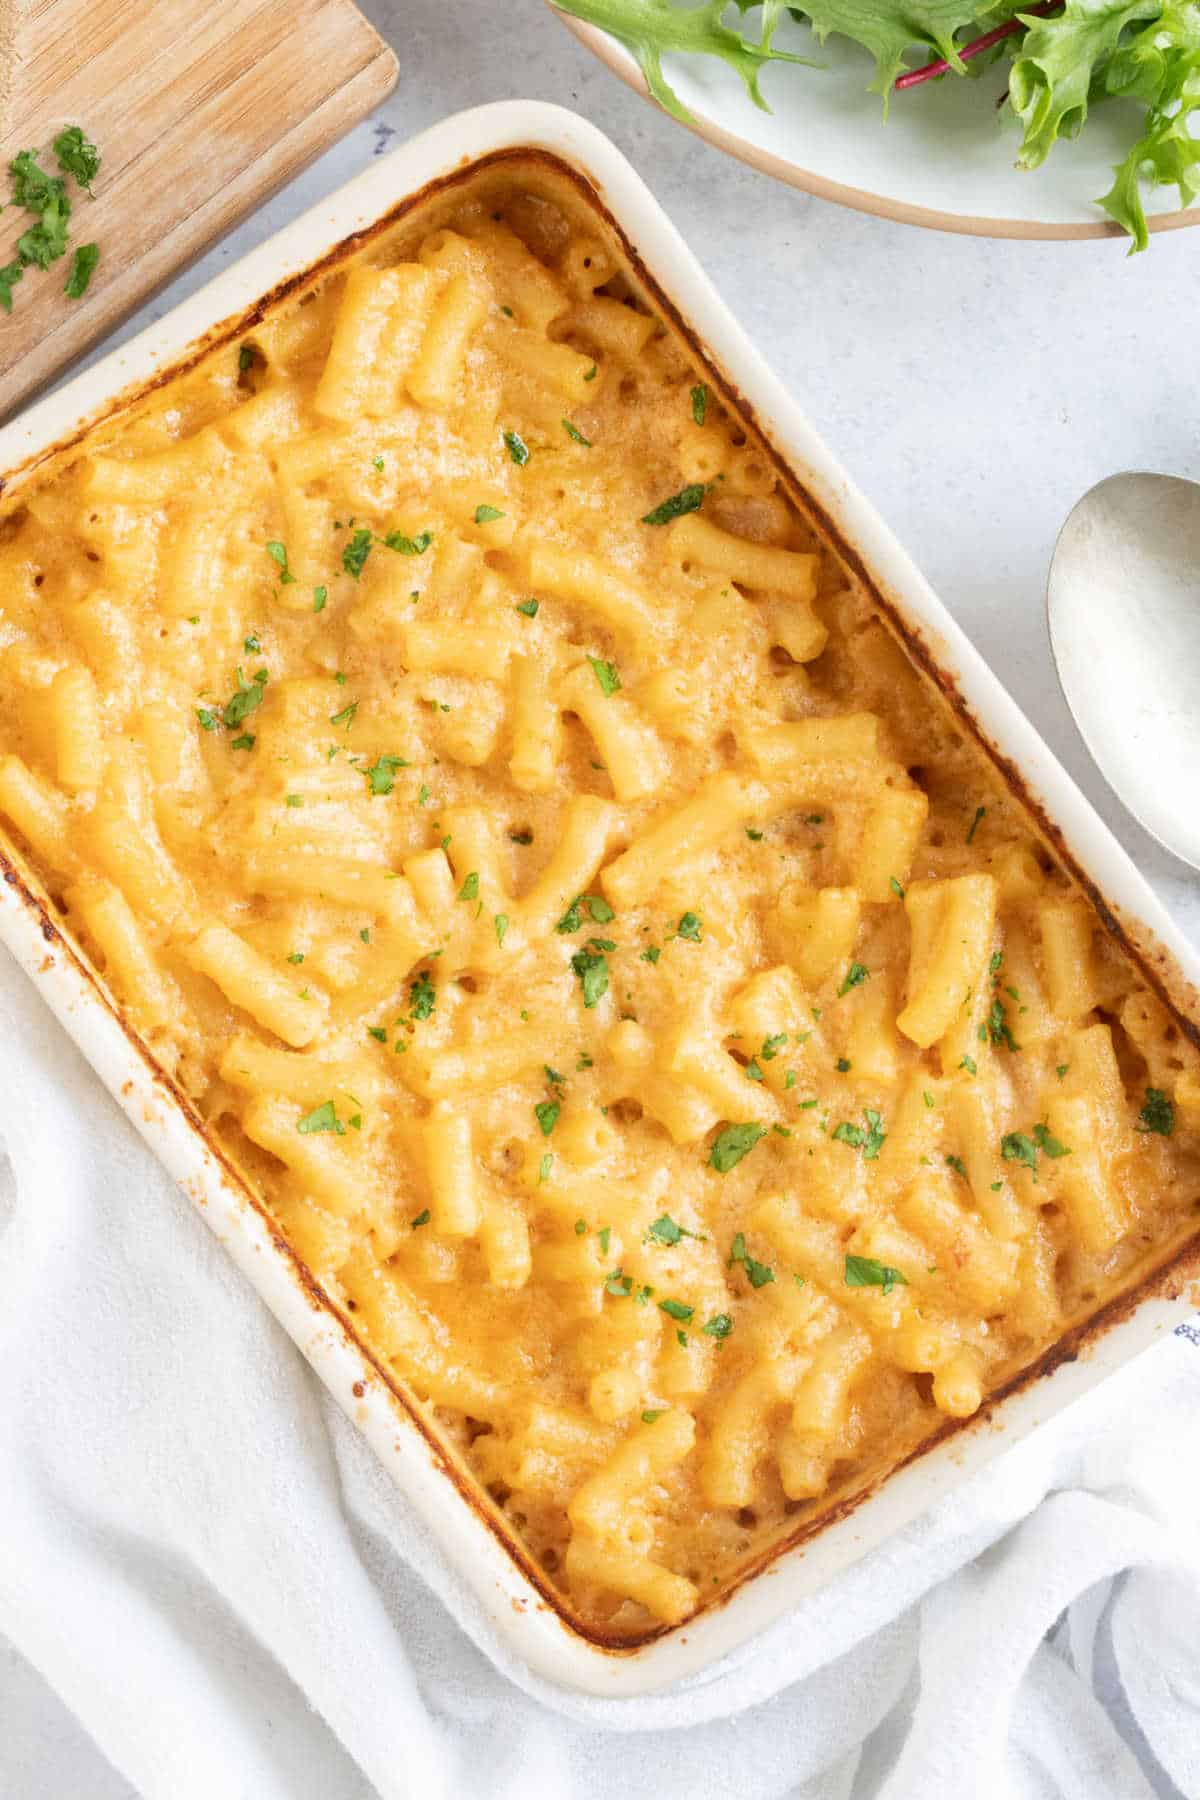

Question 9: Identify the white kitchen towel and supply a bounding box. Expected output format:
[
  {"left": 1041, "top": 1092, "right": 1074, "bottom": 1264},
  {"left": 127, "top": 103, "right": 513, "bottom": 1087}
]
[{"left": 1, "top": 941, "right": 1197, "bottom": 1800}]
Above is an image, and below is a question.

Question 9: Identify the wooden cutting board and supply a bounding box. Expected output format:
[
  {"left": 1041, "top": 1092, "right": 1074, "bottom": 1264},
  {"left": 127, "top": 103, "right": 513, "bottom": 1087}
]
[{"left": 0, "top": 0, "right": 398, "bottom": 419}]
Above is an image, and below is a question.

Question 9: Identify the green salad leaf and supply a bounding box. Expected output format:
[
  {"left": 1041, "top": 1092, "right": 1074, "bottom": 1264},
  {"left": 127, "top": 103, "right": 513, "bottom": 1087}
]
[
  {"left": 551, "top": 0, "right": 816, "bottom": 119},
  {"left": 552, "top": 0, "right": 1200, "bottom": 248}
]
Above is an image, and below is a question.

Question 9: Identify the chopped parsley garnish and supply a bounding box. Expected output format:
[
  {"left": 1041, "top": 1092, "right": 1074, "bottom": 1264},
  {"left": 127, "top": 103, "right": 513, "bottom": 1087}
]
[
  {"left": 658, "top": 1298, "right": 694, "bottom": 1321},
  {"left": 745, "top": 1060, "right": 764, "bottom": 1081},
  {"left": 342, "top": 527, "right": 373, "bottom": 578},
  {"left": 383, "top": 528, "right": 433, "bottom": 556},
  {"left": 503, "top": 429, "right": 530, "bottom": 465},
  {"left": 641, "top": 1410, "right": 665, "bottom": 1424},
  {"left": 1033, "top": 1122, "right": 1071, "bottom": 1159},
  {"left": 515, "top": 598, "right": 539, "bottom": 617},
  {"left": 53, "top": 126, "right": 100, "bottom": 193},
  {"left": 230, "top": 734, "right": 255, "bottom": 752},
  {"left": 844, "top": 1253, "right": 907, "bottom": 1296},
  {"left": 675, "top": 911, "right": 702, "bottom": 942},
  {"left": 746, "top": 827, "right": 763, "bottom": 841},
  {"left": 1056, "top": 1062, "right": 1070, "bottom": 1080},
  {"left": 967, "top": 805, "right": 986, "bottom": 843},
  {"left": 223, "top": 666, "right": 269, "bottom": 728},
  {"left": 265, "top": 541, "right": 295, "bottom": 585},
  {"left": 836, "top": 1057, "right": 851, "bottom": 1073},
  {"left": 889, "top": 876, "right": 905, "bottom": 899},
  {"left": 586, "top": 655, "right": 621, "bottom": 695},
  {"left": 570, "top": 947, "right": 609, "bottom": 1008},
  {"left": 728, "top": 1231, "right": 774, "bottom": 1288},
  {"left": 367, "top": 1026, "right": 387, "bottom": 1043},
  {"left": 287, "top": 952, "right": 305, "bottom": 966},
  {"left": 838, "top": 961, "right": 868, "bottom": 997},
  {"left": 64, "top": 242, "right": 99, "bottom": 299},
  {"left": 985, "top": 997, "right": 1018, "bottom": 1052},
  {"left": 702, "top": 1313, "right": 733, "bottom": 1339},
  {"left": 535, "top": 1100, "right": 560, "bottom": 1137},
  {"left": 364, "top": 754, "right": 410, "bottom": 795},
  {"left": 1137, "top": 1086, "right": 1175, "bottom": 1136},
  {"left": 760, "top": 1033, "right": 787, "bottom": 1061},
  {"left": 285, "top": 794, "right": 302, "bottom": 808},
  {"left": 494, "top": 913, "right": 509, "bottom": 946},
  {"left": 598, "top": 1226, "right": 612, "bottom": 1255},
  {"left": 960, "top": 1055, "right": 977, "bottom": 1075},
  {"left": 196, "top": 708, "right": 218, "bottom": 732},
  {"left": 313, "top": 586, "right": 327, "bottom": 612},
  {"left": 457, "top": 872, "right": 480, "bottom": 903},
  {"left": 555, "top": 893, "right": 614, "bottom": 934},
  {"left": 945, "top": 1154, "right": 968, "bottom": 1179},
  {"left": 646, "top": 1213, "right": 701, "bottom": 1246},
  {"left": 297, "top": 1100, "right": 345, "bottom": 1136},
  {"left": 604, "top": 1268, "right": 632, "bottom": 1298},
  {"left": 474, "top": 504, "right": 505, "bottom": 524},
  {"left": 691, "top": 383, "right": 708, "bottom": 425},
  {"left": 708, "top": 1122, "right": 766, "bottom": 1173},
  {"left": 642, "top": 482, "right": 704, "bottom": 526},
  {"left": 584, "top": 363, "right": 597, "bottom": 381},
  {"left": 1001, "top": 1131, "right": 1040, "bottom": 1176},
  {"left": 409, "top": 971, "right": 436, "bottom": 1020},
  {"left": 411, "top": 1209, "right": 431, "bottom": 1229},
  {"left": 640, "top": 946, "right": 661, "bottom": 964},
  {"left": 832, "top": 1108, "right": 887, "bottom": 1160},
  {"left": 575, "top": 1219, "right": 587, "bottom": 1236},
  {"left": 562, "top": 419, "right": 592, "bottom": 446},
  {"left": 330, "top": 701, "right": 358, "bottom": 730}
]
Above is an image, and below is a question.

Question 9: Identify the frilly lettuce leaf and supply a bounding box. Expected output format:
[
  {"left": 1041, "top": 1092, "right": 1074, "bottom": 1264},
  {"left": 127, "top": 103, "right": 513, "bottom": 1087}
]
[
  {"left": 554, "top": 0, "right": 1200, "bottom": 248},
  {"left": 1097, "top": 4, "right": 1200, "bottom": 247},
  {"left": 549, "top": 0, "right": 816, "bottom": 119}
]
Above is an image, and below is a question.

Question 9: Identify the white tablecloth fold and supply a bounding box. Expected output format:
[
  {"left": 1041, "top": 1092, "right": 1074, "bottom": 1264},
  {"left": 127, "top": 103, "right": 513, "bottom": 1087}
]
[{"left": 1, "top": 949, "right": 1196, "bottom": 1800}]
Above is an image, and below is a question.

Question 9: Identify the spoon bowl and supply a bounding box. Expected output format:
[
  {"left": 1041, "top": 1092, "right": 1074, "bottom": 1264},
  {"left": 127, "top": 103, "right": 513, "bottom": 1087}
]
[{"left": 1046, "top": 471, "right": 1200, "bottom": 871}]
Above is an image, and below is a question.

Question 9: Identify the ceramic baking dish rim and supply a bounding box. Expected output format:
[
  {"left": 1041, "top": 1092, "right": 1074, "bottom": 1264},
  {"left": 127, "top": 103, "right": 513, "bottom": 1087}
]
[{"left": 0, "top": 101, "right": 1197, "bottom": 1700}]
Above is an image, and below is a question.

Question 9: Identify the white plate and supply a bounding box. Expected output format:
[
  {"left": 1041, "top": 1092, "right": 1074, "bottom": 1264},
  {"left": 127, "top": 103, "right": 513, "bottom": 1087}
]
[
  {"left": 1, "top": 101, "right": 1199, "bottom": 1699},
  {"left": 552, "top": 5, "right": 1200, "bottom": 241}
]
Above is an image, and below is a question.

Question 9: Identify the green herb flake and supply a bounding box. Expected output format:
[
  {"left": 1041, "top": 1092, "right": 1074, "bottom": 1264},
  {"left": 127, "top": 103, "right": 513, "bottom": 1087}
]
[
  {"left": 966, "top": 805, "right": 986, "bottom": 844},
  {"left": 494, "top": 913, "right": 509, "bottom": 947},
  {"left": 691, "top": 383, "right": 708, "bottom": 425},
  {"left": 844, "top": 1253, "right": 907, "bottom": 1297},
  {"left": 571, "top": 946, "right": 609, "bottom": 1009},
  {"left": 642, "top": 483, "right": 705, "bottom": 526},
  {"left": 457, "top": 871, "right": 480, "bottom": 903},
  {"left": 503, "top": 429, "right": 530, "bottom": 466},
  {"left": 838, "top": 961, "right": 868, "bottom": 997},
  {"left": 64, "top": 241, "right": 99, "bottom": 299},
  {"left": 535, "top": 1099, "right": 560, "bottom": 1137},
  {"left": 474, "top": 504, "right": 505, "bottom": 524},
  {"left": 297, "top": 1100, "right": 344, "bottom": 1136},
  {"left": 265, "top": 541, "right": 295, "bottom": 585},
  {"left": 515, "top": 598, "right": 539, "bottom": 617},
  {"left": 409, "top": 971, "right": 436, "bottom": 1020},
  {"left": 1137, "top": 1086, "right": 1175, "bottom": 1136},
  {"left": 1001, "top": 1131, "right": 1040, "bottom": 1177},
  {"left": 658, "top": 1297, "right": 694, "bottom": 1321},
  {"left": 587, "top": 655, "right": 621, "bottom": 696},
  {"left": 383, "top": 529, "right": 434, "bottom": 556},
  {"left": 702, "top": 1313, "right": 733, "bottom": 1340},
  {"left": 411, "top": 1209, "right": 431, "bottom": 1229},
  {"left": 709, "top": 1122, "right": 766, "bottom": 1173},
  {"left": 364, "top": 753, "right": 410, "bottom": 796},
  {"left": 562, "top": 418, "right": 592, "bottom": 446},
  {"left": 728, "top": 1230, "right": 774, "bottom": 1288},
  {"left": 676, "top": 911, "right": 702, "bottom": 942},
  {"left": 889, "top": 875, "right": 905, "bottom": 899}
]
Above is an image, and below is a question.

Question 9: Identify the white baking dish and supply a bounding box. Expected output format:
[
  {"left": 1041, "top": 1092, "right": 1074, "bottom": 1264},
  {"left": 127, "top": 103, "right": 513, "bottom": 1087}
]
[{"left": 1, "top": 101, "right": 1197, "bottom": 1699}]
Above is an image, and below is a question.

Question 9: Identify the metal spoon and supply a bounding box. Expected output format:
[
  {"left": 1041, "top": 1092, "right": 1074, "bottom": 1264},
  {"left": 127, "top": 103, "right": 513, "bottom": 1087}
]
[{"left": 1046, "top": 471, "right": 1200, "bottom": 871}]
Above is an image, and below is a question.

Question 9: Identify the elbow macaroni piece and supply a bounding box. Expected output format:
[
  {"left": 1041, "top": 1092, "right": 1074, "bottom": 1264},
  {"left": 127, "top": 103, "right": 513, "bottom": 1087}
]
[{"left": 0, "top": 168, "right": 1195, "bottom": 1644}]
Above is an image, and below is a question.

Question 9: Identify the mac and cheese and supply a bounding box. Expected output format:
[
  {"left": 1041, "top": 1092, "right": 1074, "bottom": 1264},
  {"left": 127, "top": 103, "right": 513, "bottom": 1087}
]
[{"left": 1, "top": 166, "right": 1197, "bottom": 1639}]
